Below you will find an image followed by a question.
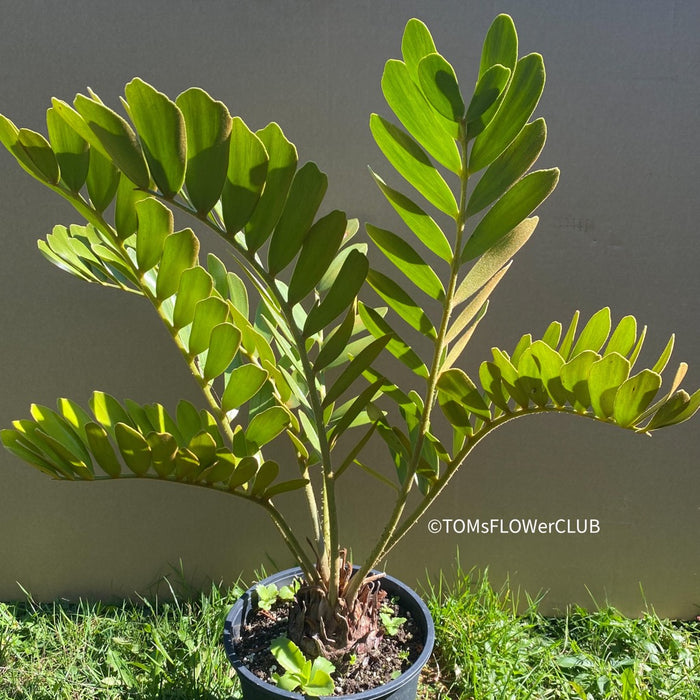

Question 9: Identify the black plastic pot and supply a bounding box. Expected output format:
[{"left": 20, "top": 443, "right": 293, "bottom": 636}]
[{"left": 223, "top": 567, "right": 435, "bottom": 700}]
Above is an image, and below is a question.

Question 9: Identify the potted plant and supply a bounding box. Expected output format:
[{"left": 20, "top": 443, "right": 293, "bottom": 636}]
[{"left": 0, "top": 13, "right": 698, "bottom": 698}]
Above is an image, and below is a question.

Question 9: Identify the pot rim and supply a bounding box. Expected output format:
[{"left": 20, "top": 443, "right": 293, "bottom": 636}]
[{"left": 223, "top": 566, "right": 435, "bottom": 699}]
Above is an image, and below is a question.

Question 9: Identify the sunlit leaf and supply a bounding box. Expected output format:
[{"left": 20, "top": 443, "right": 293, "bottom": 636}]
[
  {"left": 588, "top": 352, "right": 630, "bottom": 419},
  {"left": 17, "top": 128, "right": 60, "bottom": 184},
  {"left": 246, "top": 407, "right": 291, "bottom": 450},
  {"left": 491, "top": 348, "right": 529, "bottom": 408},
  {"left": 249, "top": 460, "right": 278, "bottom": 496},
  {"left": 645, "top": 389, "right": 700, "bottom": 431},
  {"left": 175, "top": 87, "right": 232, "bottom": 215},
  {"left": 203, "top": 323, "right": 241, "bottom": 381},
  {"left": 367, "top": 268, "right": 436, "bottom": 339},
  {"left": 221, "top": 117, "right": 269, "bottom": 238},
  {"left": 462, "top": 169, "right": 559, "bottom": 262},
  {"left": 480, "top": 14, "right": 518, "bottom": 78},
  {"left": 469, "top": 53, "right": 545, "bottom": 173},
  {"left": 50, "top": 98, "right": 109, "bottom": 158},
  {"left": 90, "top": 392, "right": 132, "bottom": 436},
  {"left": 264, "top": 477, "right": 310, "bottom": 500},
  {"left": 443, "top": 300, "right": 490, "bottom": 371},
  {"left": 74, "top": 93, "right": 150, "bottom": 188},
  {"left": 417, "top": 53, "right": 465, "bottom": 122},
  {"left": 114, "top": 422, "right": 151, "bottom": 476},
  {"left": 558, "top": 310, "right": 580, "bottom": 360},
  {"left": 467, "top": 119, "right": 546, "bottom": 217},
  {"left": 188, "top": 430, "right": 216, "bottom": 468},
  {"left": 228, "top": 456, "right": 257, "bottom": 489},
  {"left": 1, "top": 429, "right": 60, "bottom": 478},
  {"left": 455, "top": 218, "right": 537, "bottom": 305},
  {"left": 288, "top": 210, "right": 347, "bottom": 305},
  {"left": 438, "top": 369, "right": 491, "bottom": 421},
  {"left": 86, "top": 147, "right": 119, "bottom": 212},
  {"left": 570, "top": 307, "right": 611, "bottom": 357},
  {"left": 604, "top": 315, "right": 637, "bottom": 357},
  {"left": 381, "top": 59, "right": 461, "bottom": 173},
  {"left": 222, "top": 364, "right": 269, "bottom": 413},
  {"left": 515, "top": 349, "right": 549, "bottom": 408},
  {"left": 46, "top": 107, "right": 89, "bottom": 192},
  {"left": 135, "top": 197, "right": 174, "bottom": 272},
  {"left": 370, "top": 170, "right": 452, "bottom": 262},
  {"left": 155, "top": 228, "right": 199, "bottom": 301},
  {"left": 188, "top": 297, "right": 229, "bottom": 356},
  {"left": 124, "top": 78, "right": 186, "bottom": 198},
  {"left": 613, "top": 370, "right": 662, "bottom": 428},
  {"left": 145, "top": 432, "right": 178, "bottom": 478},
  {"left": 524, "top": 340, "right": 568, "bottom": 406},
  {"left": 401, "top": 18, "right": 437, "bottom": 85},
  {"left": 651, "top": 334, "right": 674, "bottom": 374},
  {"left": 358, "top": 303, "right": 429, "bottom": 378},
  {"left": 465, "top": 64, "right": 510, "bottom": 137},
  {"left": 479, "top": 361, "right": 510, "bottom": 412},
  {"left": 268, "top": 162, "right": 328, "bottom": 274},
  {"left": 115, "top": 173, "right": 150, "bottom": 239},
  {"left": 29, "top": 404, "right": 91, "bottom": 468},
  {"left": 370, "top": 114, "right": 458, "bottom": 218},
  {"left": 367, "top": 224, "right": 445, "bottom": 301},
  {"left": 304, "top": 250, "right": 368, "bottom": 337},
  {"left": 560, "top": 350, "right": 599, "bottom": 411},
  {"left": 244, "top": 122, "right": 296, "bottom": 251},
  {"left": 447, "top": 264, "right": 510, "bottom": 344}
]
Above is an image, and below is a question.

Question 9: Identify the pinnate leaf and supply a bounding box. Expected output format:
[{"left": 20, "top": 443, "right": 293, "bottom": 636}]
[
  {"left": 462, "top": 169, "right": 559, "bottom": 262},
  {"left": 222, "top": 117, "right": 269, "bottom": 237},
  {"left": 304, "top": 249, "right": 368, "bottom": 337},
  {"left": 124, "top": 78, "right": 186, "bottom": 198},
  {"left": 74, "top": 93, "right": 150, "bottom": 189},
  {"left": 417, "top": 53, "right": 465, "bottom": 122},
  {"left": 613, "top": 370, "right": 662, "bottom": 428},
  {"left": 467, "top": 119, "right": 546, "bottom": 217},
  {"left": 370, "top": 170, "right": 452, "bottom": 262},
  {"left": 46, "top": 107, "right": 89, "bottom": 192},
  {"left": 244, "top": 122, "right": 296, "bottom": 251},
  {"left": 367, "top": 269, "right": 436, "bottom": 339},
  {"left": 156, "top": 228, "right": 199, "bottom": 301},
  {"left": 381, "top": 59, "right": 461, "bottom": 173},
  {"left": 288, "top": 210, "right": 347, "bottom": 305},
  {"left": 370, "top": 114, "right": 458, "bottom": 218},
  {"left": 176, "top": 87, "right": 232, "bottom": 215},
  {"left": 268, "top": 162, "right": 328, "bottom": 275},
  {"left": 367, "top": 224, "right": 444, "bottom": 301},
  {"left": 135, "top": 197, "right": 174, "bottom": 273},
  {"left": 222, "top": 364, "right": 269, "bottom": 413},
  {"left": 469, "top": 53, "right": 545, "bottom": 173}
]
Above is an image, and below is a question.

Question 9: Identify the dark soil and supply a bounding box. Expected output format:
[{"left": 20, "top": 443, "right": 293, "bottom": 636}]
[{"left": 233, "top": 595, "right": 425, "bottom": 696}]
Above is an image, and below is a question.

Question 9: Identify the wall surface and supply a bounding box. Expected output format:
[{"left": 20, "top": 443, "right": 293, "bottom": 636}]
[{"left": 0, "top": 0, "right": 699, "bottom": 617}]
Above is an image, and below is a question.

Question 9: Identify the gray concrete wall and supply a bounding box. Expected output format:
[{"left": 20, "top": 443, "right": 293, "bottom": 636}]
[{"left": 0, "top": 0, "right": 698, "bottom": 617}]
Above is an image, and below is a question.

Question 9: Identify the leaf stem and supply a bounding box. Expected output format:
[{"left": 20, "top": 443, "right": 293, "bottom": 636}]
[
  {"left": 159, "top": 194, "right": 337, "bottom": 595},
  {"left": 347, "top": 121, "right": 472, "bottom": 603}
]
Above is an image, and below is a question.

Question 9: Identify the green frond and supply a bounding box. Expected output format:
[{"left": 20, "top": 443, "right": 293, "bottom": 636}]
[{"left": 1, "top": 393, "right": 305, "bottom": 502}]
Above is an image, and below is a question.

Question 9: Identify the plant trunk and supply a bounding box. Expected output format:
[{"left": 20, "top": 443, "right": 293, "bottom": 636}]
[{"left": 287, "top": 551, "right": 387, "bottom": 663}]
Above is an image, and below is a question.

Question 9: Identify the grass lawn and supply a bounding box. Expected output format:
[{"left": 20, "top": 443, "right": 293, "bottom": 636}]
[{"left": 1, "top": 563, "right": 699, "bottom": 699}]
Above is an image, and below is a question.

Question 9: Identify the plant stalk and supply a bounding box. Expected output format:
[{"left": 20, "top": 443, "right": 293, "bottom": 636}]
[{"left": 346, "top": 121, "right": 472, "bottom": 603}]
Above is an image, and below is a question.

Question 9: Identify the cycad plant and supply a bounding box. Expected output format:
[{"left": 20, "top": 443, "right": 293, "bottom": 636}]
[{"left": 1, "top": 15, "right": 698, "bottom": 665}]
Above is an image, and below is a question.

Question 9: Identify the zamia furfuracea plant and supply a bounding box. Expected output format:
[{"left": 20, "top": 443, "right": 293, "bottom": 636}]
[{"left": 1, "top": 14, "right": 698, "bottom": 666}]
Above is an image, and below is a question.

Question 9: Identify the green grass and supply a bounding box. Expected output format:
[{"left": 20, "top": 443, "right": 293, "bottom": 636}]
[
  {"left": 1, "top": 565, "right": 699, "bottom": 699},
  {"left": 421, "top": 562, "right": 700, "bottom": 699},
  {"left": 0, "top": 581, "right": 245, "bottom": 699}
]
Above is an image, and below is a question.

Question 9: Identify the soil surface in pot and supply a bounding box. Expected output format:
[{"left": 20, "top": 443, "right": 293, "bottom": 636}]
[{"left": 234, "top": 597, "right": 424, "bottom": 695}]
